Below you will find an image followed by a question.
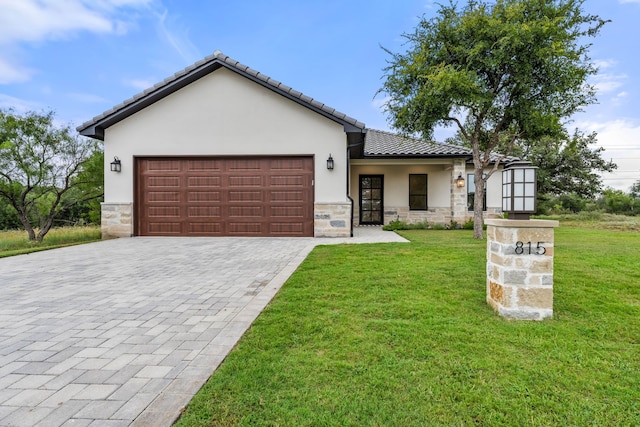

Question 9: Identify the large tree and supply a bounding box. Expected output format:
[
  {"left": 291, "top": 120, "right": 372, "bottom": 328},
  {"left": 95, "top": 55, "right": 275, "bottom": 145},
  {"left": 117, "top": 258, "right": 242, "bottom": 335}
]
[
  {"left": 0, "top": 109, "right": 103, "bottom": 241},
  {"left": 380, "top": 0, "right": 607, "bottom": 238}
]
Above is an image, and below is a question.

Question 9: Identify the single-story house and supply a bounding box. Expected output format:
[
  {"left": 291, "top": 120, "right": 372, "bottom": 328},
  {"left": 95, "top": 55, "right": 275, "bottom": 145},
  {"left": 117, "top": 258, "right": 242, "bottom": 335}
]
[{"left": 78, "top": 51, "right": 508, "bottom": 238}]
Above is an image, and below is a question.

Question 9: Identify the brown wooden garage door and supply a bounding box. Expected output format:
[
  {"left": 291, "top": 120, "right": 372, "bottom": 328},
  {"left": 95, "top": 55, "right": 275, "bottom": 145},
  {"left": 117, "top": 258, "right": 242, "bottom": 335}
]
[{"left": 136, "top": 157, "right": 314, "bottom": 236}]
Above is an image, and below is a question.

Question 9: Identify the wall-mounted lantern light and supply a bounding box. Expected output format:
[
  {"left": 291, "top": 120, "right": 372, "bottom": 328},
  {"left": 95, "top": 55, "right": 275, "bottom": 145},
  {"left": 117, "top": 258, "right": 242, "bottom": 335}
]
[
  {"left": 327, "top": 154, "right": 334, "bottom": 170},
  {"left": 502, "top": 160, "right": 538, "bottom": 220},
  {"left": 110, "top": 156, "right": 122, "bottom": 173},
  {"left": 455, "top": 174, "right": 465, "bottom": 188}
]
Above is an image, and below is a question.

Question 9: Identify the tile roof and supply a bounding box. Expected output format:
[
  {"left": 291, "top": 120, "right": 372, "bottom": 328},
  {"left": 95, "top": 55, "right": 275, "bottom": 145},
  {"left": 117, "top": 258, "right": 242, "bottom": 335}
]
[
  {"left": 77, "top": 50, "right": 365, "bottom": 139},
  {"left": 363, "top": 129, "right": 518, "bottom": 162},
  {"left": 364, "top": 129, "right": 472, "bottom": 157}
]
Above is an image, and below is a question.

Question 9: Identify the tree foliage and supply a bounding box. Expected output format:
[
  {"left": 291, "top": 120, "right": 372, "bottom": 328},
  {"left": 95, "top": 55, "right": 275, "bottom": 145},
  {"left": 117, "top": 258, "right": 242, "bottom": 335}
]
[
  {"left": 598, "top": 188, "right": 638, "bottom": 215},
  {"left": 380, "top": 0, "right": 607, "bottom": 237},
  {"left": 0, "top": 109, "right": 103, "bottom": 241},
  {"left": 630, "top": 180, "right": 640, "bottom": 200}
]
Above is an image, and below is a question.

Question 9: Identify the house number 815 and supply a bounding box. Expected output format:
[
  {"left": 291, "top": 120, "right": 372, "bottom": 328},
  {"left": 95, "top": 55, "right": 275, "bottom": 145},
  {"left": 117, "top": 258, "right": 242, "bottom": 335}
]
[{"left": 515, "top": 241, "right": 546, "bottom": 255}]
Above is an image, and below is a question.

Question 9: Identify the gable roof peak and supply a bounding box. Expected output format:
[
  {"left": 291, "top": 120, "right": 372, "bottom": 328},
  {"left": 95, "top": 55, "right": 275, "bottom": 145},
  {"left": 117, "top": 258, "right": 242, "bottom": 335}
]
[{"left": 77, "top": 51, "right": 365, "bottom": 139}]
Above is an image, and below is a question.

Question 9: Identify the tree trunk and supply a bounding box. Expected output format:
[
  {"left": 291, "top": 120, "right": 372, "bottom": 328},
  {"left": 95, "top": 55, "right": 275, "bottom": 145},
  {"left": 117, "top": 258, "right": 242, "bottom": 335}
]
[
  {"left": 473, "top": 170, "right": 485, "bottom": 239},
  {"left": 37, "top": 215, "right": 56, "bottom": 242},
  {"left": 16, "top": 209, "right": 36, "bottom": 241}
]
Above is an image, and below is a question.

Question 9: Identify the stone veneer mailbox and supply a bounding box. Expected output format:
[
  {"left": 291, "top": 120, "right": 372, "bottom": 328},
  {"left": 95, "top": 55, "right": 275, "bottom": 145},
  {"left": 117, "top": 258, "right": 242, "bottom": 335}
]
[{"left": 485, "top": 219, "right": 559, "bottom": 320}]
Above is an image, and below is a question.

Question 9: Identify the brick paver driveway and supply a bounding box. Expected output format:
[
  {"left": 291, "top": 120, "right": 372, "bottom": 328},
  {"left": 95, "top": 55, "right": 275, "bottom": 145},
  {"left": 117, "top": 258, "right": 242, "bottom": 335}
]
[
  {"left": 0, "top": 237, "right": 320, "bottom": 426},
  {"left": 0, "top": 230, "right": 407, "bottom": 427}
]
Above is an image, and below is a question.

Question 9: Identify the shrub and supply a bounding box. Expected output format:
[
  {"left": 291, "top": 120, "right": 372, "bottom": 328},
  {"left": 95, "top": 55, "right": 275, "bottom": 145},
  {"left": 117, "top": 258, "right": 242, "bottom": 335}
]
[{"left": 382, "top": 219, "right": 409, "bottom": 231}]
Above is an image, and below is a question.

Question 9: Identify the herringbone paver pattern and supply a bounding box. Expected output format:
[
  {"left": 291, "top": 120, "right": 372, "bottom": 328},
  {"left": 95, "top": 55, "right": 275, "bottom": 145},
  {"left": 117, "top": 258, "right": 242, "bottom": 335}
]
[{"left": 0, "top": 229, "right": 407, "bottom": 426}]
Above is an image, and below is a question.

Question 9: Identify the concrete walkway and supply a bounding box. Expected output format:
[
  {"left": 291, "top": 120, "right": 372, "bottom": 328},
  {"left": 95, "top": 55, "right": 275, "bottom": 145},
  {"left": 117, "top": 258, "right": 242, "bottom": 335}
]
[{"left": 0, "top": 228, "right": 406, "bottom": 427}]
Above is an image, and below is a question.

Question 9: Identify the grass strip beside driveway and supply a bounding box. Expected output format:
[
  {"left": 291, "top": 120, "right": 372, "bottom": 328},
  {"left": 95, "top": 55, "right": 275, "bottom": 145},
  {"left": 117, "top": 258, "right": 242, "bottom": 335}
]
[
  {"left": 0, "top": 226, "right": 101, "bottom": 258},
  {"left": 176, "top": 228, "right": 639, "bottom": 426}
]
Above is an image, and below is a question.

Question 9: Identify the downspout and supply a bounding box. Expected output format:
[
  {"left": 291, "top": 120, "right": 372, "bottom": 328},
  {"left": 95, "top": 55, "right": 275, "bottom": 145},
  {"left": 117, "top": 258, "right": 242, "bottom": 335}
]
[
  {"left": 346, "top": 137, "right": 365, "bottom": 237},
  {"left": 346, "top": 147, "right": 354, "bottom": 237}
]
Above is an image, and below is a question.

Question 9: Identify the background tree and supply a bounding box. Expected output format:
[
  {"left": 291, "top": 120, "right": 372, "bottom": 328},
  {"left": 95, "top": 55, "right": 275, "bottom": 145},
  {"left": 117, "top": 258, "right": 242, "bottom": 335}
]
[
  {"left": 519, "top": 129, "right": 617, "bottom": 212},
  {"left": 380, "top": 0, "right": 607, "bottom": 238},
  {"left": 599, "top": 188, "right": 637, "bottom": 215},
  {"left": 630, "top": 180, "right": 640, "bottom": 200},
  {"left": 0, "top": 109, "right": 103, "bottom": 241}
]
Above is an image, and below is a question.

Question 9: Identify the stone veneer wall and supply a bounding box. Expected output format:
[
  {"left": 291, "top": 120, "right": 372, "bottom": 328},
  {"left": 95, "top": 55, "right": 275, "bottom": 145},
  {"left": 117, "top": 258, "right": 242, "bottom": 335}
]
[
  {"left": 101, "top": 203, "right": 133, "bottom": 238},
  {"left": 352, "top": 206, "right": 503, "bottom": 227},
  {"left": 485, "top": 219, "right": 559, "bottom": 320},
  {"left": 314, "top": 203, "right": 351, "bottom": 237}
]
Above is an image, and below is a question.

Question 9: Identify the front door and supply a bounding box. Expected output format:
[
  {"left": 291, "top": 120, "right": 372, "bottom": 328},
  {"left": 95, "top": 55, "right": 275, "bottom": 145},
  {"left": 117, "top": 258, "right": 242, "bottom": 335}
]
[{"left": 359, "top": 175, "right": 383, "bottom": 225}]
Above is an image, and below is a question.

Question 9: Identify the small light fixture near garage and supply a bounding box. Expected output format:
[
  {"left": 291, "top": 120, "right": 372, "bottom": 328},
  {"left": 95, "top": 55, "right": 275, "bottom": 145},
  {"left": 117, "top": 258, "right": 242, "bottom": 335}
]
[
  {"left": 110, "top": 157, "right": 122, "bottom": 173},
  {"left": 326, "top": 154, "right": 334, "bottom": 170},
  {"left": 455, "top": 173, "right": 465, "bottom": 188}
]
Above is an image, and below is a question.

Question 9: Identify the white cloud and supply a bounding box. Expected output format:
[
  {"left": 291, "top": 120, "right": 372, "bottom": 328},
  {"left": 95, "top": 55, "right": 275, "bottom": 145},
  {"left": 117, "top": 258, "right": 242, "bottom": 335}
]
[
  {"left": 593, "top": 59, "right": 616, "bottom": 70},
  {"left": 371, "top": 95, "right": 390, "bottom": 110},
  {"left": 0, "top": 93, "right": 42, "bottom": 112},
  {"left": 0, "top": 57, "right": 34, "bottom": 84},
  {"left": 154, "top": 8, "right": 200, "bottom": 63},
  {"left": 612, "top": 91, "right": 628, "bottom": 106},
  {"left": 593, "top": 73, "right": 626, "bottom": 94},
  {"left": 0, "top": 0, "right": 154, "bottom": 84},
  {"left": 578, "top": 118, "right": 640, "bottom": 145},
  {"left": 576, "top": 118, "right": 640, "bottom": 190},
  {"left": 0, "top": 1, "right": 112, "bottom": 45},
  {"left": 67, "top": 92, "right": 109, "bottom": 104}
]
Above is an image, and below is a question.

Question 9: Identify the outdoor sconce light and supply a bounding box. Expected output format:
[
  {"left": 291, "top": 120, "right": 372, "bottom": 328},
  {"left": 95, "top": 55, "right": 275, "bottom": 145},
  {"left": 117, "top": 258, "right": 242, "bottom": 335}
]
[
  {"left": 327, "top": 154, "right": 334, "bottom": 170},
  {"left": 502, "top": 160, "right": 538, "bottom": 220},
  {"left": 455, "top": 174, "right": 465, "bottom": 188},
  {"left": 110, "top": 156, "right": 122, "bottom": 173}
]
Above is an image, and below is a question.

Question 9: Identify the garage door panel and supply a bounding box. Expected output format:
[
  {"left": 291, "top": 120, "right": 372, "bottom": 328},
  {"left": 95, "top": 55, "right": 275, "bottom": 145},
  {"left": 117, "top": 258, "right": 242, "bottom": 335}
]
[
  {"left": 188, "top": 222, "right": 223, "bottom": 234},
  {"left": 147, "top": 222, "right": 182, "bottom": 234},
  {"left": 188, "top": 206, "right": 221, "bottom": 218},
  {"left": 147, "top": 176, "right": 181, "bottom": 187},
  {"left": 228, "top": 222, "right": 263, "bottom": 235},
  {"left": 228, "top": 176, "right": 263, "bottom": 187},
  {"left": 229, "top": 206, "right": 263, "bottom": 217},
  {"left": 187, "top": 159, "right": 222, "bottom": 171},
  {"left": 270, "top": 191, "right": 305, "bottom": 202},
  {"left": 187, "top": 176, "right": 221, "bottom": 187},
  {"left": 270, "top": 222, "right": 305, "bottom": 234},
  {"left": 148, "top": 191, "right": 181, "bottom": 202},
  {"left": 270, "top": 206, "right": 304, "bottom": 218},
  {"left": 137, "top": 157, "right": 313, "bottom": 237},
  {"left": 270, "top": 175, "right": 304, "bottom": 186},
  {"left": 147, "top": 160, "right": 181, "bottom": 171},
  {"left": 148, "top": 206, "right": 181, "bottom": 217},
  {"left": 228, "top": 159, "right": 262, "bottom": 171},
  {"left": 187, "top": 191, "right": 221, "bottom": 202},
  {"left": 229, "top": 190, "right": 263, "bottom": 202},
  {"left": 270, "top": 158, "right": 307, "bottom": 170}
]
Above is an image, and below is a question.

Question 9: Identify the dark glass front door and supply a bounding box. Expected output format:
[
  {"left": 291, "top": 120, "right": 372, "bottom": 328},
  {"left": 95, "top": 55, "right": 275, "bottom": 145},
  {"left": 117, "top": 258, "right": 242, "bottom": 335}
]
[{"left": 359, "top": 175, "right": 383, "bottom": 225}]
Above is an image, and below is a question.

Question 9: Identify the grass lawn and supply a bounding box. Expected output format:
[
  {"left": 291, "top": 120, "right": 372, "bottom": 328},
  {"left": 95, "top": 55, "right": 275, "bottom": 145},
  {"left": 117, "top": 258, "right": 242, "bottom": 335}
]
[
  {"left": 0, "top": 226, "right": 102, "bottom": 258},
  {"left": 176, "top": 227, "right": 640, "bottom": 426}
]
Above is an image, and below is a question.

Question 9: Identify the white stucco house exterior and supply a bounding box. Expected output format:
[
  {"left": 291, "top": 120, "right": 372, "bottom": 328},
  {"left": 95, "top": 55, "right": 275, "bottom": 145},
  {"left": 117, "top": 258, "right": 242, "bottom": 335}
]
[{"left": 78, "top": 51, "right": 507, "bottom": 238}]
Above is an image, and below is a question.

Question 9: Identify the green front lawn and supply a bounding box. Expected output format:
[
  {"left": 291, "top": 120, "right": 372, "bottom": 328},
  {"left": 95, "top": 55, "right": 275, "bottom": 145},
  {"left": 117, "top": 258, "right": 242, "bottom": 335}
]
[{"left": 176, "top": 227, "right": 639, "bottom": 426}]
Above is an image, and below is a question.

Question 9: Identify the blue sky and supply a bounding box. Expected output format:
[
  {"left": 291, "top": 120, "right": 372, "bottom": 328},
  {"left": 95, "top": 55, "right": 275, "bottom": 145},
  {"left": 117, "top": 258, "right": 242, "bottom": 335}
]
[{"left": 1, "top": 0, "right": 638, "bottom": 191}]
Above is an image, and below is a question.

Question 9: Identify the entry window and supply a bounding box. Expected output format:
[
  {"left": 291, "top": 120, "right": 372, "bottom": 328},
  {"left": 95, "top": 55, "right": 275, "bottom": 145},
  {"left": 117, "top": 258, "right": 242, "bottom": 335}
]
[
  {"left": 467, "top": 173, "right": 487, "bottom": 211},
  {"left": 360, "top": 175, "right": 383, "bottom": 225},
  {"left": 409, "top": 174, "right": 428, "bottom": 210}
]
